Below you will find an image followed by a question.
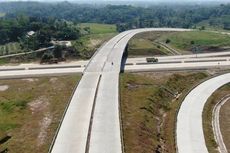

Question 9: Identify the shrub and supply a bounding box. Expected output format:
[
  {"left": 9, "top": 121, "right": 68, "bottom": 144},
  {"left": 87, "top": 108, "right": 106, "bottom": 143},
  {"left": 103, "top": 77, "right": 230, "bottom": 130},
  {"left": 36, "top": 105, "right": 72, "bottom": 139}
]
[{"left": 165, "top": 39, "right": 171, "bottom": 44}]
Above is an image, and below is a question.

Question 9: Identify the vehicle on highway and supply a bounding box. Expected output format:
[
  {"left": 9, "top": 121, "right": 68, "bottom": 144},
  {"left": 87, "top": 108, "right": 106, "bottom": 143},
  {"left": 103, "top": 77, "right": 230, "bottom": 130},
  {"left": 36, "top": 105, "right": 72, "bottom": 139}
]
[{"left": 146, "top": 57, "right": 159, "bottom": 63}]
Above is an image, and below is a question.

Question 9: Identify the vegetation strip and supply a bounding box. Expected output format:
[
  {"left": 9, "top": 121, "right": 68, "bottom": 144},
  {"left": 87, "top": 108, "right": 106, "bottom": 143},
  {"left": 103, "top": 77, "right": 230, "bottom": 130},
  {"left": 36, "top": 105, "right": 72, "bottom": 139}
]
[{"left": 120, "top": 71, "right": 209, "bottom": 153}]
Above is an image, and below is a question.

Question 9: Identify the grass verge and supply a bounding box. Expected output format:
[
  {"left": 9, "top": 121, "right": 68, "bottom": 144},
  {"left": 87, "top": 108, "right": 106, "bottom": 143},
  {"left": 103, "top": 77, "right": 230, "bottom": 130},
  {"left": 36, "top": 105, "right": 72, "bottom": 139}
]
[
  {"left": 158, "top": 31, "right": 230, "bottom": 53},
  {"left": 72, "top": 23, "right": 118, "bottom": 59},
  {"left": 0, "top": 75, "right": 81, "bottom": 153},
  {"left": 120, "top": 71, "right": 209, "bottom": 153},
  {"left": 127, "top": 31, "right": 230, "bottom": 57},
  {"left": 79, "top": 23, "right": 117, "bottom": 34},
  {"left": 73, "top": 32, "right": 117, "bottom": 59},
  {"left": 127, "top": 31, "right": 176, "bottom": 57}
]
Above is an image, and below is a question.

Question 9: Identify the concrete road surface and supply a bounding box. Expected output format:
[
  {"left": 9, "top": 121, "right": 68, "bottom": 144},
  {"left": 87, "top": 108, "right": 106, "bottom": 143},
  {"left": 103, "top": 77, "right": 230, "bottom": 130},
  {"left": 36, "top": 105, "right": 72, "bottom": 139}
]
[
  {"left": 50, "top": 28, "right": 193, "bottom": 153},
  {"left": 51, "top": 72, "right": 101, "bottom": 153},
  {"left": 0, "top": 28, "right": 229, "bottom": 153},
  {"left": 177, "top": 73, "right": 230, "bottom": 153},
  {"left": 212, "top": 96, "right": 230, "bottom": 153},
  {"left": 0, "top": 67, "right": 84, "bottom": 79},
  {"left": 0, "top": 28, "right": 227, "bottom": 153},
  {"left": 0, "top": 60, "right": 230, "bottom": 79},
  {"left": 0, "top": 28, "right": 223, "bottom": 153},
  {"left": 125, "top": 61, "right": 230, "bottom": 72}
]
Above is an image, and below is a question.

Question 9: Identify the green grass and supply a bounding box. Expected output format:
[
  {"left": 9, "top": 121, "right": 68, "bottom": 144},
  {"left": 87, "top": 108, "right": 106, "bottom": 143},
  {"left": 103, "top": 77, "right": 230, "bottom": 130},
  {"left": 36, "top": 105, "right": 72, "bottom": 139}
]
[
  {"left": 158, "top": 31, "right": 230, "bottom": 52},
  {"left": 79, "top": 23, "right": 117, "bottom": 34},
  {"left": 196, "top": 15, "right": 230, "bottom": 32},
  {"left": 127, "top": 31, "right": 230, "bottom": 57},
  {"left": 72, "top": 33, "right": 117, "bottom": 59},
  {"left": 0, "top": 100, "right": 28, "bottom": 113},
  {"left": 72, "top": 23, "right": 118, "bottom": 59},
  {"left": 0, "top": 59, "right": 8, "bottom": 65},
  {"left": 0, "top": 75, "right": 81, "bottom": 152},
  {"left": 0, "top": 13, "right": 5, "bottom": 17},
  {"left": 120, "top": 71, "right": 209, "bottom": 153},
  {"left": 127, "top": 31, "right": 175, "bottom": 57},
  {"left": 128, "top": 38, "right": 171, "bottom": 56},
  {"left": 0, "top": 42, "right": 23, "bottom": 56}
]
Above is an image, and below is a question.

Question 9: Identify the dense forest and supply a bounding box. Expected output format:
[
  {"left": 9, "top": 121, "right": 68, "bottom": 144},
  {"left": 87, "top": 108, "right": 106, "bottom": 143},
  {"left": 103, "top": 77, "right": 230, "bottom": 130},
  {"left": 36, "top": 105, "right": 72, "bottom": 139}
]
[
  {"left": 0, "top": 15, "right": 80, "bottom": 49},
  {"left": 0, "top": 1, "right": 229, "bottom": 56},
  {"left": 0, "top": 2, "right": 230, "bottom": 32}
]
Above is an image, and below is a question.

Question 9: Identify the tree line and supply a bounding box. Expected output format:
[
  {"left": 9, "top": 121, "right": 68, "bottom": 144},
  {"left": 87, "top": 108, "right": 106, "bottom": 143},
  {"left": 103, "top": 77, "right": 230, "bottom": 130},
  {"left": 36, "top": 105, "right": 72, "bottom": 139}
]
[
  {"left": 0, "top": 15, "right": 80, "bottom": 50},
  {"left": 0, "top": 2, "right": 230, "bottom": 31}
]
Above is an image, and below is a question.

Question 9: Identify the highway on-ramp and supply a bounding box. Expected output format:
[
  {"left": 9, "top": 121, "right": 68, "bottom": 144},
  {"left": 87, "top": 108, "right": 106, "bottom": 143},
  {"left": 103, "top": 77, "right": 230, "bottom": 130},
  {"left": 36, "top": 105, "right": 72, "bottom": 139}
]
[
  {"left": 176, "top": 73, "right": 230, "bottom": 153},
  {"left": 213, "top": 95, "right": 230, "bottom": 153}
]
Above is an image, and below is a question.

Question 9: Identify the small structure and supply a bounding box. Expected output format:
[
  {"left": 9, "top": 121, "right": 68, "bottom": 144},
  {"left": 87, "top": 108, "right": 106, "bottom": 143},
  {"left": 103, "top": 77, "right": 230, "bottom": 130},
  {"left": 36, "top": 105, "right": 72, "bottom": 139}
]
[
  {"left": 26, "top": 31, "right": 35, "bottom": 37},
  {"left": 51, "top": 41, "right": 72, "bottom": 47}
]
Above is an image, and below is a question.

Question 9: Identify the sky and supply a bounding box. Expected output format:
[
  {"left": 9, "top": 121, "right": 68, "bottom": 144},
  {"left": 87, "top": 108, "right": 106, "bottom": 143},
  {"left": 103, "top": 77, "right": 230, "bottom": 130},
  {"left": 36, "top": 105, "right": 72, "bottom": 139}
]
[
  {"left": 1, "top": 0, "right": 229, "bottom": 4},
  {"left": 1, "top": 0, "right": 230, "bottom": 1}
]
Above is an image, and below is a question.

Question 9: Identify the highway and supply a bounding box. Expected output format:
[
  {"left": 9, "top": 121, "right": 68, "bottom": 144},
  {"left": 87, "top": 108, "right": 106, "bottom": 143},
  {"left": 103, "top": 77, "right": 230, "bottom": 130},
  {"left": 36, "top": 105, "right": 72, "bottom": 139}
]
[
  {"left": 0, "top": 54, "right": 230, "bottom": 79},
  {"left": 176, "top": 73, "right": 230, "bottom": 153},
  {"left": 0, "top": 61, "right": 229, "bottom": 79},
  {"left": 0, "top": 28, "right": 229, "bottom": 153},
  {"left": 50, "top": 28, "right": 193, "bottom": 153},
  {"left": 212, "top": 95, "right": 230, "bottom": 153}
]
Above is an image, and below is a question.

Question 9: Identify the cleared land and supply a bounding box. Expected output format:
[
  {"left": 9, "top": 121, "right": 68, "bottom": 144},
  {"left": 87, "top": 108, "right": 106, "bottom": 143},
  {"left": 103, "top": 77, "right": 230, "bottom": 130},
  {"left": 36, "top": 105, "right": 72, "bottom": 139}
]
[
  {"left": 203, "top": 83, "right": 230, "bottom": 153},
  {"left": 0, "top": 75, "right": 81, "bottom": 153},
  {"left": 120, "top": 71, "right": 209, "bottom": 153},
  {"left": 79, "top": 23, "right": 117, "bottom": 34},
  {"left": 128, "top": 31, "right": 230, "bottom": 57}
]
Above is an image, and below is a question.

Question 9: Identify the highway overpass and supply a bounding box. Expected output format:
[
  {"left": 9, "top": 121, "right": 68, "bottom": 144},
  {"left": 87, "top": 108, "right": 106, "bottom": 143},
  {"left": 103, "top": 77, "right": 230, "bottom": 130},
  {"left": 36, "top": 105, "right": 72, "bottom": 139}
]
[{"left": 0, "top": 28, "right": 229, "bottom": 153}]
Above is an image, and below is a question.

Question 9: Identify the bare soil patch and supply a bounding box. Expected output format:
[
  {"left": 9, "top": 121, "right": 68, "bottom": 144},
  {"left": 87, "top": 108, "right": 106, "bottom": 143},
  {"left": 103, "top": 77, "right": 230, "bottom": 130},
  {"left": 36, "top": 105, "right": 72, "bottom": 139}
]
[
  {"left": 22, "top": 78, "right": 38, "bottom": 82},
  {"left": 0, "top": 75, "right": 81, "bottom": 153},
  {"left": 0, "top": 85, "right": 9, "bottom": 91}
]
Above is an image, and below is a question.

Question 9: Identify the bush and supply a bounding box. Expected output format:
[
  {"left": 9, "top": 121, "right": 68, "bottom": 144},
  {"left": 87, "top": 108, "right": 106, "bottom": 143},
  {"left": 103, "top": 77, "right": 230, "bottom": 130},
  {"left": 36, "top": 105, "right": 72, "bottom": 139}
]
[
  {"left": 199, "top": 26, "right": 205, "bottom": 30},
  {"left": 165, "top": 39, "right": 171, "bottom": 44}
]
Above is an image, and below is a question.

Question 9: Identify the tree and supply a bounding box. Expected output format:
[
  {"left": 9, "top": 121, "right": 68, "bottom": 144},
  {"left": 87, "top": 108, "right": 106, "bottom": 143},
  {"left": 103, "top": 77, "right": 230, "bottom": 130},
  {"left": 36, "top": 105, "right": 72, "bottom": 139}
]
[
  {"left": 165, "top": 39, "right": 171, "bottom": 44},
  {"left": 199, "top": 26, "right": 206, "bottom": 30},
  {"left": 53, "top": 45, "right": 63, "bottom": 59}
]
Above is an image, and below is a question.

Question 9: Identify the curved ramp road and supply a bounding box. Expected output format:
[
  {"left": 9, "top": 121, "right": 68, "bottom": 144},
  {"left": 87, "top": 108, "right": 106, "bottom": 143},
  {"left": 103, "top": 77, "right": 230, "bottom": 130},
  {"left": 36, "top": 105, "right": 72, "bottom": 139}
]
[
  {"left": 176, "top": 73, "right": 230, "bottom": 153},
  {"left": 50, "top": 28, "right": 191, "bottom": 153},
  {"left": 213, "top": 96, "right": 230, "bottom": 153}
]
